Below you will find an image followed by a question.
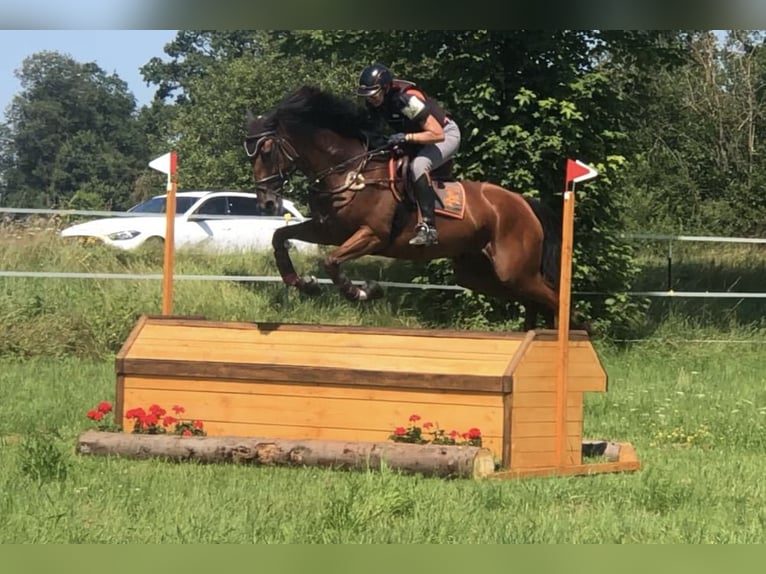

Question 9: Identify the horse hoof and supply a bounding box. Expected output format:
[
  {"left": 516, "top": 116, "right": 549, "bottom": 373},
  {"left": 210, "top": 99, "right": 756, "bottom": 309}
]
[
  {"left": 299, "top": 275, "right": 322, "bottom": 296},
  {"left": 363, "top": 281, "right": 384, "bottom": 300}
]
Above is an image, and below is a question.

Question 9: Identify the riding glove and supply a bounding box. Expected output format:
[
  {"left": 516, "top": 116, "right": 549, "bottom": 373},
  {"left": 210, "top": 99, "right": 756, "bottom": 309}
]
[{"left": 387, "top": 133, "right": 407, "bottom": 146}]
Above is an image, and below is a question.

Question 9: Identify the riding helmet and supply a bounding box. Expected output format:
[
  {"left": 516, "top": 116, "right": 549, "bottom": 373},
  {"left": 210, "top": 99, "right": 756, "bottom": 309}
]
[{"left": 356, "top": 63, "right": 393, "bottom": 97}]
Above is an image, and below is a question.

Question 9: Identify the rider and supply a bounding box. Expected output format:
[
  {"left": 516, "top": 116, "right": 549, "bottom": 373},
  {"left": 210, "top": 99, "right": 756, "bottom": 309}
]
[{"left": 356, "top": 63, "right": 461, "bottom": 247}]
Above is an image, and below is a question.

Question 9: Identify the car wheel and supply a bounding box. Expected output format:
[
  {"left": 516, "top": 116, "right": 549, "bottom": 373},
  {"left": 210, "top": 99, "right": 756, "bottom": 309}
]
[{"left": 138, "top": 236, "right": 165, "bottom": 257}]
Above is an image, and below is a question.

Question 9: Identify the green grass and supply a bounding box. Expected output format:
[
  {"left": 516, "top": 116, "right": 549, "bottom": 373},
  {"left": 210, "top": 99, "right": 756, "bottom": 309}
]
[
  {"left": 630, "top": 242, "right": 766, "bottom": 334},
  {"left": 1, "top": 226, "right": 765, "bottom": 542},
  {"left": 0, "top": 347, "right": 764, "bottom": 543}
]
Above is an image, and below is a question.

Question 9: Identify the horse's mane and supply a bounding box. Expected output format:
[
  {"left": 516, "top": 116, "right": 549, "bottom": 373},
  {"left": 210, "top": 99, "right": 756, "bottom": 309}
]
[{"left": 273, "top": 85, "right": 377, "bottom": 141}]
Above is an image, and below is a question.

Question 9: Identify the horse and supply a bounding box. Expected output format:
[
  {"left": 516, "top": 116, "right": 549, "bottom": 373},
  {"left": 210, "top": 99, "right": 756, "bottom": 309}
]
[{"left": 244, "top": 85, "right": 566, "bottom": 330}]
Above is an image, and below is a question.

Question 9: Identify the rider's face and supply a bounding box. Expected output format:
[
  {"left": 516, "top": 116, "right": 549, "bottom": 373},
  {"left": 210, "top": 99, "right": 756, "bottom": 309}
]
[{"left": 366, "top": 89, "right": 385, "bottom": 108}]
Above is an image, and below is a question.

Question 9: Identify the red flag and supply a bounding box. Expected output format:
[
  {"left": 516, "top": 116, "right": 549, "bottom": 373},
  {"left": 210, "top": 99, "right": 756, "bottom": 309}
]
[{"left": 565, "top": 159, "right": 598, "bottom": 185}]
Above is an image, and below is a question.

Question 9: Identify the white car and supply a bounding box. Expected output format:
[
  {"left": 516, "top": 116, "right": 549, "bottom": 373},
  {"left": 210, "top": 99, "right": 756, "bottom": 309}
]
[{"left": 60, "top": 190, "right": 316, "bottom": 253}]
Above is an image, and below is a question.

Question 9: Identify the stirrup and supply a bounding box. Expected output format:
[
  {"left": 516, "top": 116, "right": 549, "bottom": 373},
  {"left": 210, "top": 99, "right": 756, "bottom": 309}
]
[{"left": 409, "top": 223, "right": 438, "bottom": 246}]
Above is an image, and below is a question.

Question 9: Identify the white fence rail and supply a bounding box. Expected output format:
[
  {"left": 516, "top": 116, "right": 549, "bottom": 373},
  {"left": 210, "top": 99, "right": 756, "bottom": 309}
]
[{"left": 2, "top": 206, "right": 766, "bottom": 299}]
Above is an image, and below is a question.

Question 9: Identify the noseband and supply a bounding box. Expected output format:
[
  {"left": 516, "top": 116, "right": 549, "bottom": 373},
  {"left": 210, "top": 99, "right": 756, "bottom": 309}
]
[{"left": 244, "top": 129, "right": 299, "bottom": 193}]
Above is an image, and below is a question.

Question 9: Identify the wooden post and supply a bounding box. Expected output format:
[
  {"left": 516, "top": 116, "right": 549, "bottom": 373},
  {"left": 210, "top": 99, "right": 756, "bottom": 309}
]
[
  {"left": 161, "top": 173, "right": 177, "bottom": 315},
  {"left": 555, "top": 185, "right": 575, "bottom": 467},
  {"left": 556, "top": 159, "right": 597, "bottom": 468},
  {"left": 149, "top": 152, "right": 178, "bottom": 316}
]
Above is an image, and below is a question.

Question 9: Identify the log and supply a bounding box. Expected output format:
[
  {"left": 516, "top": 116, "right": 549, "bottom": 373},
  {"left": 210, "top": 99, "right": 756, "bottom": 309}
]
[{"left": 75, "top": 430, "right": 496, "bottom": 479}]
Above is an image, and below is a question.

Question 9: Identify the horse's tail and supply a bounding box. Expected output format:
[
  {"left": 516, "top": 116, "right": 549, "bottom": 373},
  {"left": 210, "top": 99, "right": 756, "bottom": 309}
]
[{"left": 524, "top": 197, "right": 561, "bottom": 289}]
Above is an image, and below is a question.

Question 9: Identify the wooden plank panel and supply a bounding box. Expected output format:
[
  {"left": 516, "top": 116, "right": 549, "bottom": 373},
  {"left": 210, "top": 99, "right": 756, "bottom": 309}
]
[
  {"left": 525, "top": 337, "right": 598, "bottom": 348},
  {"left": 138, "top": 317, "right": 528, "bottom": 342},
  {"left": 115, "top": 315, "right": 147, "bottom": 365},
  {"left": 125, "top": 341, "right": 513, "bottom": 376},
  {"left": 120, "top": 390, "right": 505, "bottom": 460},
  {"left": 122, "top": 376, "right": 505, "bottom": 406},
  {"left": 142, "top": 316, "right": 529, "bottom": 340},
  {"left": 134, "top": 322, "right": 523, "bottom": 356},
  {"left": 512, "top": 375, "right": 605, "bottom": 393},
  {"left": 129, "top": 337, "right": 517, "bottom": 365},
  {"left": 511, "top": 448, "right": 580, "bottom": 469},
  {"left": 120, "top": 388, "right": 505, "bottom": 440},
  {"left": 510, "top": 421, "right": 582, "bottom": 438},
  {"left": 120, "top": 361, "right": 504, "bottom": 393},
  {"left": 512, "top": 359, "right": 606, "bottom": 379},
  {"left": 510, "top": 436, "right": 581, "bottom": 453},
  {"left": 510, "top": 406, "right": 582, "bottom": 423},
  {"left": 510, "top": 392, "right": 583, "bottom": 408}
]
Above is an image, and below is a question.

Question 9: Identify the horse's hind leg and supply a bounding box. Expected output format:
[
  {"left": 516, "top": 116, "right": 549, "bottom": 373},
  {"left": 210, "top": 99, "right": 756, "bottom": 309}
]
[
  {"left": 486, "top": 234, "right": 560, "bottom": 331},
  {"left": 520, "top": 297, "right": 556, "bottom": 330},
  {"left": 452, "top": 252, "right": 527, "bottom": 324},
  {"left": 452, "top": 252, "right": 500, "bottom": 295},
  {"left": 453, "top": 252, "right": 558, "bottom": 331}
]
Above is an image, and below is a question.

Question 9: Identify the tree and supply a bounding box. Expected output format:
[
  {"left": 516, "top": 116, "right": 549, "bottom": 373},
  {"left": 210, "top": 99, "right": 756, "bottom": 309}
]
[
  {"left": 140, "top": 30, "right": 275, "bottom": 104},
  {"left": 1, "top": 51, "right": 149, "bottom": 208},
  {"left": 621, "top": 30, "right": 766, "bottom": 236}
]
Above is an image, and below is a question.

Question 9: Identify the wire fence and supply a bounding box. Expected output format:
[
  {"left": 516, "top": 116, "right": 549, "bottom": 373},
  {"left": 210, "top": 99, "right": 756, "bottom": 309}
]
[{"left": 2, "top": 206, "right": 766, "bottom": 299}]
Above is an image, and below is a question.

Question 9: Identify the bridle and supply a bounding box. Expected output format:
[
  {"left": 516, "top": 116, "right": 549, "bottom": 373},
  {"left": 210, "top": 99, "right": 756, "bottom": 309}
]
[
  {"left": 244, "top": 129, "right": 299, "bottom": 193},
  {"left": 245, "top": 128, "right": 390, "bottom": 198}
]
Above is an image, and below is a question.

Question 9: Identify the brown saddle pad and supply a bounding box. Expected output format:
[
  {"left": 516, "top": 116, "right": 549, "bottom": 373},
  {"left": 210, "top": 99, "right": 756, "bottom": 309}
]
[{"left": 388, "top": 156, "right": 465, "bottom": 220}]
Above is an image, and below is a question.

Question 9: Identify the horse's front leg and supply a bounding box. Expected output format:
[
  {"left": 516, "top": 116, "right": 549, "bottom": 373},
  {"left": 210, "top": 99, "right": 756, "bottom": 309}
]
[
  {"left": 325, "top": 226, "right": 387, "bottom": 301},
  {"left": 271, "top": 220, "right": 330, "bottom": 296}
]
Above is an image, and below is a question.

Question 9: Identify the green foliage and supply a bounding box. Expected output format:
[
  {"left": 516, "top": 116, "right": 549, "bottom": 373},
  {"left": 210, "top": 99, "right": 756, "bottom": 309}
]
[
  {"left": 68, "top": 188, "right": 107, "bottom": 211},
  {"left": 1, "top": 51, "right": 149, "bottom": 209}
]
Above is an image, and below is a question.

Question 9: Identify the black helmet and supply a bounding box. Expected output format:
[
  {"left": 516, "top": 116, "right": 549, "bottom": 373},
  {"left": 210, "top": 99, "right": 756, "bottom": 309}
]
[{"left": 356, "top": 63, "right": 393, "bottom": 97}]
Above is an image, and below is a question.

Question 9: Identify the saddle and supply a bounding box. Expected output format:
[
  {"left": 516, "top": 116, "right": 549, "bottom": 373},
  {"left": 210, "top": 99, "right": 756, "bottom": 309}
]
[{"left": 389, "top": 153, "right": 465, "bottom": 219}]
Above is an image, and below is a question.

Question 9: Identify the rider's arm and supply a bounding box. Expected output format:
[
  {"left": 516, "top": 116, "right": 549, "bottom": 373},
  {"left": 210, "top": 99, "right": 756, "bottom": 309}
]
[
  {"left": 406, "top": 114, "right": 444, "bottom": 145},
  {"left": 396, "top": 90, "right": 445, "bottom": 145}
]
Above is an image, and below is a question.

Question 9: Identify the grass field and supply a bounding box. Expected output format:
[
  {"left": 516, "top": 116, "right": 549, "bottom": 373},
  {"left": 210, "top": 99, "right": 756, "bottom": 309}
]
[
  {"left": 0, "top": 228, "right": 765, "bottom": 542},
  {"left": 0, "top": 342, "right": 763, "bottom": 543}
]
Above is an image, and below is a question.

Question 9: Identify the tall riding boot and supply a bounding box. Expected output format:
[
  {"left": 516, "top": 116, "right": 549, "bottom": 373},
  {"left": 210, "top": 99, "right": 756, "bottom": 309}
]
[{"left": 409, "top": 174, "right": 439, "bottom": 246}]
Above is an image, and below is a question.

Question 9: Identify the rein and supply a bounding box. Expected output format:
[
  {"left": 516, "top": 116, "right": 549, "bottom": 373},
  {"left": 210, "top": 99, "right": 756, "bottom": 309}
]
[
  {"left": 246, "top": 126, "right": 391, "bottom": 198},
  {"left": 309, "top": 143, "right": 391, "bottom": 196}
]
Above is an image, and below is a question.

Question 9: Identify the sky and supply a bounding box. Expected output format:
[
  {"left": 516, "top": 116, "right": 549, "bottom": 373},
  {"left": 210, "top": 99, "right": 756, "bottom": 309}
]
[{"left": 0, "top": 29, "right": 178, "bottom": 116}]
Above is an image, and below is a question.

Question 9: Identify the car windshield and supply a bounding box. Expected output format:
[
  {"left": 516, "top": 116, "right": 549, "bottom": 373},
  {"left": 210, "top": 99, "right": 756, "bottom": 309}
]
[{"left": 129, "top": 196, "right": 199, "bottom": 214}]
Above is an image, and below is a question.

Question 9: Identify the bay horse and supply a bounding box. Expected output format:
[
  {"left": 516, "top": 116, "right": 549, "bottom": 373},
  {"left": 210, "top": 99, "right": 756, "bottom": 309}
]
[{"left": 245, "top": 85, "right": 565, "bottom": 330}]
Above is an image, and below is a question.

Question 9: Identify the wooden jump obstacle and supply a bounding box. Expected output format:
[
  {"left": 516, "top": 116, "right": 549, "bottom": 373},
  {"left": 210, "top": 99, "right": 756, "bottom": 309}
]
[
  {"left": 76, "top": 158, "right": 640, "bottom": 479},
  {"left": 94, "top": 314, "right": 639, "bottom": 479}
]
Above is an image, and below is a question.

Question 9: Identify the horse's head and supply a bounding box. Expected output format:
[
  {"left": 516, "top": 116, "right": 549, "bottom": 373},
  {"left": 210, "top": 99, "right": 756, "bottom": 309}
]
[
  {"left": 244, "top": 88, "right": 381, "bottom": 206},
  {"left": 244, "top": 111, "right": 298, "bottom": 198}
]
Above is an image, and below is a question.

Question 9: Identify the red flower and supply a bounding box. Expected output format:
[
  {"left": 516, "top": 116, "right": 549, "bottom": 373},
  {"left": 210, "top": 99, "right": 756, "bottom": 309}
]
[
  {"left": 97, "top": 401, "right": 113, "bottom": 414},
  {"left": 467, "top": 427, "right": 482, "bottom": 439},
  {"left": 148, "top": 404, "right": 166, "bottom": 417},
  {"left": 182, "top": 429, "right": 192, "bottom": 436},
  {"left": 162, "top": 416, "right": 177, "bottom": 428},
  {"left": 408, "top": 414, "right": 421, "bottom": 423},
  {"left": 172, "top": 405, "right": 185, "bottom": 415},
  {"left": 125, "top": 407, "right": 146, "bottom": 419},
  {"left": 448, "top": 430, "right": 459, "bottom": 438},
  {"left": 422, "top": 422, "right": 434, "bottom": 430},
  {"left": 192, "top": 420, "right": 204, "bottom": 429},
  {"left": 144, "top": 413, "right": 159, "bottom": 427},
  {"left": 394, "top": 426, "right": 407, "bottom": 436},
  {"left": 86, "top": 409, "right": 101, "bottom": 421}
]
